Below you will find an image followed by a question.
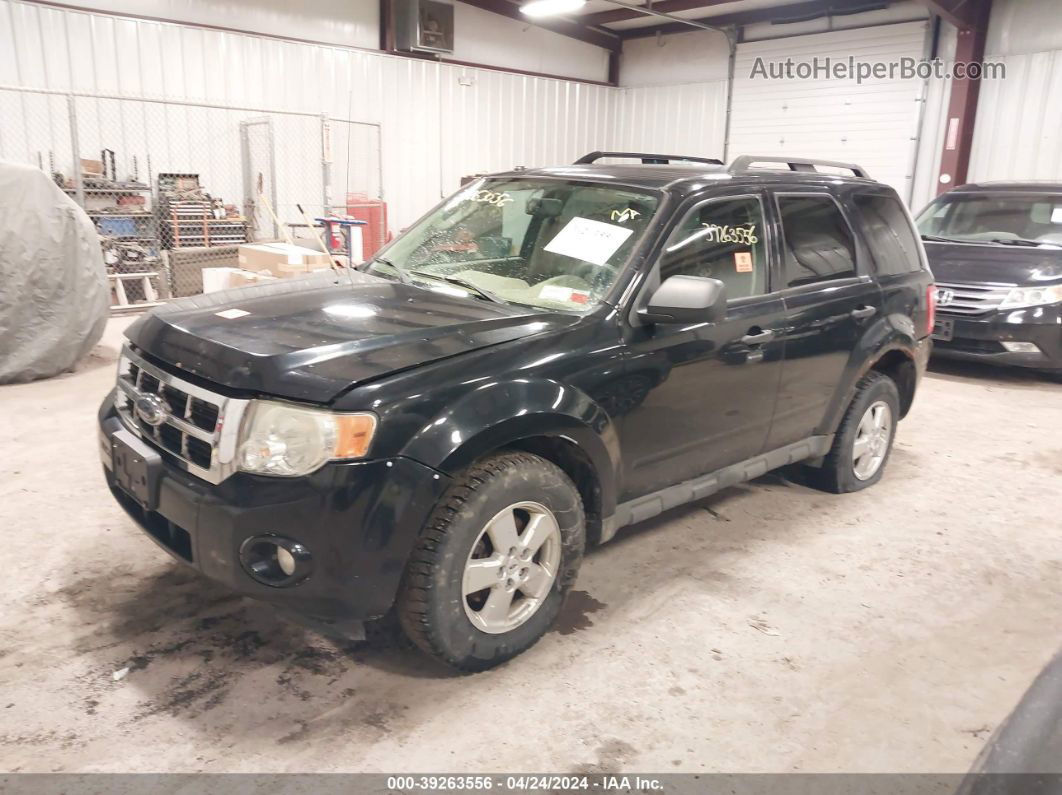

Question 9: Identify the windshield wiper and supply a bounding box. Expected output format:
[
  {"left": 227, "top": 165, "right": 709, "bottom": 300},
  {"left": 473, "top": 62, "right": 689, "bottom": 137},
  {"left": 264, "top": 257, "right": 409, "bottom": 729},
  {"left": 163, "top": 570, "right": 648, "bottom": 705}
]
[
  {"left": 921, "top": 234, "right": 965, "bottom": 243},
  {"left": 986, "top": 238, "right": 1045, "bottom": 247},
  {"left": 409, "top": 271, "right": 503, "bottom": 303},
  {"left": 366, "top": 256, "right": 411, "bottom": 284}
]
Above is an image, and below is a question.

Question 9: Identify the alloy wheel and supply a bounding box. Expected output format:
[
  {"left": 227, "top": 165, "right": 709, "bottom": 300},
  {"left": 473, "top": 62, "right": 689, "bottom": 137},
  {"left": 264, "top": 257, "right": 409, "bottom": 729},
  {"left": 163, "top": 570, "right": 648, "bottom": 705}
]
[
  {"left": 462, "top": 501, "right": 562, "bottom": 634},
  {"left": 852, "top": 400, "right": 893, "bottom": 481}
]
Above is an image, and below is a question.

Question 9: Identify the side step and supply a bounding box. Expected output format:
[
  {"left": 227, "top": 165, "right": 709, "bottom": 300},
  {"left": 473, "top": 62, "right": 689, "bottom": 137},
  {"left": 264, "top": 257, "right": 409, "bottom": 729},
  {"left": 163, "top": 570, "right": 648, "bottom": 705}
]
[{"left": 600, "top": 435, "right": 833, "bottom": 543}]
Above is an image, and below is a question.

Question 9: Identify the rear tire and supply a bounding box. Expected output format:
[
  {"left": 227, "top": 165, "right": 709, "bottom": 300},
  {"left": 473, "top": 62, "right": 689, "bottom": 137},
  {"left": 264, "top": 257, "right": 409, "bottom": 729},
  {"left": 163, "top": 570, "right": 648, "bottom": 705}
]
[
  {"left": 807, "top": 371, "right": 900, "bottom": 494},
  {"left": 396, "top": 451, "right": 585, "bottom": 672}
]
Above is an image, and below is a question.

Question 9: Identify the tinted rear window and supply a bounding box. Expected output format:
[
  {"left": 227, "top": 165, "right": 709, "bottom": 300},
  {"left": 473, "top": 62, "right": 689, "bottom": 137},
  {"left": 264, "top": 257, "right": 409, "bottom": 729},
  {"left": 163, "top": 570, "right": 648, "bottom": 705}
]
[
  {"left": 778, "top": 196, "right": 856, "bottom": 287},
  {"left": 855, "top": 193, "right": 923, "bottom": 275}
]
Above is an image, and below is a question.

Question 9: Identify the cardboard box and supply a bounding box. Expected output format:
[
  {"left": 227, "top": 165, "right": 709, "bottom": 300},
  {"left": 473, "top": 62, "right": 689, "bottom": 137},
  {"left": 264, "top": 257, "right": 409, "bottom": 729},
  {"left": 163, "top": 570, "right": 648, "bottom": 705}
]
[
  {"left": 202, "top": 267, "right": 278, "bottom": 293},
  {"left": 81, "top": 158, "right": 104, "bottom": 176},
  {"left": 237, "top": 242, "right": 332, "bottom": 275}
]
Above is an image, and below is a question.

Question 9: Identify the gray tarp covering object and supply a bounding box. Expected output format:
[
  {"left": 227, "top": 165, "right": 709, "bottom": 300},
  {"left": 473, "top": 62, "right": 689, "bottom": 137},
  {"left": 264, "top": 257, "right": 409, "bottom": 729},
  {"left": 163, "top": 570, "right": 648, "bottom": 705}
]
[{"left": 0, "top": 160, "right": 108, "bottom": 383}]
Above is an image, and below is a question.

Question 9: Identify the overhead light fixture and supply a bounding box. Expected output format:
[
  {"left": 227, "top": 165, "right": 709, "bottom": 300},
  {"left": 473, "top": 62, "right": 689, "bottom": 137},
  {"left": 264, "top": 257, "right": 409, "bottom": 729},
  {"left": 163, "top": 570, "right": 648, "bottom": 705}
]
[{"left": 520, "top": 0, "right": 587, "bottom": 18}]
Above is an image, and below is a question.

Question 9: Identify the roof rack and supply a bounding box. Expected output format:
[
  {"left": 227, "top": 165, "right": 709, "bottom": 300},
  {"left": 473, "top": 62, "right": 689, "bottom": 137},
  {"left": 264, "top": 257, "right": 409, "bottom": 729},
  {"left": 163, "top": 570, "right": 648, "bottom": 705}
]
[
  {"left": 575, "top": 151, "right": 724, "bottom": 166},
  {"left": 728, "top": 155, "right": 870, "bottom": 179}
]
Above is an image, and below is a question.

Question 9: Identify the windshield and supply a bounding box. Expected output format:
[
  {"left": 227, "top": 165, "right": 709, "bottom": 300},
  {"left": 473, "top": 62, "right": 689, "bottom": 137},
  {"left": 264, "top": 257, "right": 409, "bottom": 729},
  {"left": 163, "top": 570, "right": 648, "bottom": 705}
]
[
  {"left": 372, "top": 178, "right": 659, "bottom": 312},
  {"left": 916, "top": 193, "right": 1062, "bottom": 246}
]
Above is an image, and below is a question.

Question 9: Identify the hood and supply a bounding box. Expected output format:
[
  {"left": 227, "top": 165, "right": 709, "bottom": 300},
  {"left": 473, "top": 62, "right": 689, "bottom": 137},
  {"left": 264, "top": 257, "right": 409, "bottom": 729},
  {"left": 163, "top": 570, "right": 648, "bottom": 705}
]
[
  {"left": 924, "top": 240, "right": 1062, "bottom": 285},
  {"left": 126, "top": 272, "right": 578, "bottom": 403}
]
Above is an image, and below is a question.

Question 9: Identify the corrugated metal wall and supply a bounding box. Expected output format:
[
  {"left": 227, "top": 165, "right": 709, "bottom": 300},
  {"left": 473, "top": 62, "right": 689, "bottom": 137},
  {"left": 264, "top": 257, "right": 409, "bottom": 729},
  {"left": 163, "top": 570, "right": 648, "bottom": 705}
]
[
  {"left": 969, "top": 52, "right": 1062, "bottom": 183},
  {"left": 0, "top": 0, "right": 618, "bottom": 230},
  {"left": 612, "top": 81, "right": 729, "bottom": 160}
]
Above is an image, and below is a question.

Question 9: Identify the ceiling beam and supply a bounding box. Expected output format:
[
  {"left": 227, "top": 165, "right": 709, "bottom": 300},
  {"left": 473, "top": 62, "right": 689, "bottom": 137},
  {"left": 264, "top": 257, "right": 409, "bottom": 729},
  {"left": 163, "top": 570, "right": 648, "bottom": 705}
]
[
  {"left": 455, "top": 0, "right": 621, "bottom": 51},
  {"left": 618, "top": 0, "right": 886, "bottom": 38},
  {"left": 582, "top": 0, "right": 733, "bottom": 27},
  {"left": 913, "top": 0, "right": 985, "bottom": 30}
]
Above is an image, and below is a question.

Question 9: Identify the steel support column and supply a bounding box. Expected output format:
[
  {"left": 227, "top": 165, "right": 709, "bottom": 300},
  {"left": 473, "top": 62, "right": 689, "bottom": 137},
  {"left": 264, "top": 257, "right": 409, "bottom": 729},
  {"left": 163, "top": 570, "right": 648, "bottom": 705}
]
[{"left": 935, "top": 0, "right": 991, "bottom": 194}]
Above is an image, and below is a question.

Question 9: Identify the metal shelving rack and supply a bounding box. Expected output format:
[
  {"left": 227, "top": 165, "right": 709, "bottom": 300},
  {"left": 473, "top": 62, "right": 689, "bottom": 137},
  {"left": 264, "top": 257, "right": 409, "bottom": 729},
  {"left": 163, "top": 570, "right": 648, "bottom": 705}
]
[{"left": 61, "top": 169, "right": 169, "bottom": 313}]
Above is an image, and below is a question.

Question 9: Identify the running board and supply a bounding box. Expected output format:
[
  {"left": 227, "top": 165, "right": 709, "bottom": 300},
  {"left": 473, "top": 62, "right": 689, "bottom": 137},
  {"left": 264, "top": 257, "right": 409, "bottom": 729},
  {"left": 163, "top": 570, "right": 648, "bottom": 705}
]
[{"left": 600, "top": 435, "right": 833, "bottom": 543}]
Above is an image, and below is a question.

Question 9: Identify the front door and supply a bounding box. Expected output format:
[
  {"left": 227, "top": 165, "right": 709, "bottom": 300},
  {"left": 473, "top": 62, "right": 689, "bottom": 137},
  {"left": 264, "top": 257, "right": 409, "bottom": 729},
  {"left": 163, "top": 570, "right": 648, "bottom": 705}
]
[
  {"left": 617, "top": 192, "right": 785, "bottom": 501},
  {"left": 764, "top": 190, "right": 884, "bottom": 449}
]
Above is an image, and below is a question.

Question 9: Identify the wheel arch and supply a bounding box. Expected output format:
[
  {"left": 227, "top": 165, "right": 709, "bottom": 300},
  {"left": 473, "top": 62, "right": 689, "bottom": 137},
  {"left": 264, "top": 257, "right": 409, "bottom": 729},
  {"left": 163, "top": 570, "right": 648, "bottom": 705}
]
[
  {"left": 868, "top": 347, "right": 917, "bottom": 418},
  {"left": 503, "top": 434, "right": 606, "bottom": 546},
  {"left": 400, "top": 379, "right": 621, "bottom": 542}
]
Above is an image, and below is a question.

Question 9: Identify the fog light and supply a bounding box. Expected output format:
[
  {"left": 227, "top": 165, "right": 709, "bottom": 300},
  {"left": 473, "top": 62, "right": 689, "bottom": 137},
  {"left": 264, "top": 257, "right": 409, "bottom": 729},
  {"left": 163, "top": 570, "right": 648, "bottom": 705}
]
[
  {"left": 239, "top": 535, "right": 312, "bottom": 587},
  {"left": 276, "top": 545, "right": 296, "bottom": 576},
  {"left": 1001, "top": 341, "right": 1042, "bottom": 354}
]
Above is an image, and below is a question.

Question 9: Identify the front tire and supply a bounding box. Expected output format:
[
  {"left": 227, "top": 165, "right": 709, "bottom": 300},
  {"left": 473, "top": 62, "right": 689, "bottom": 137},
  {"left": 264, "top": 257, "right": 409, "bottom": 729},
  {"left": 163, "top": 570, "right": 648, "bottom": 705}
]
[
  {"left": 807, "top": 371, "right": 900, "bottom": 493},
  {"left": 396, "top": 452, "right": 585, "bottom": 671}
]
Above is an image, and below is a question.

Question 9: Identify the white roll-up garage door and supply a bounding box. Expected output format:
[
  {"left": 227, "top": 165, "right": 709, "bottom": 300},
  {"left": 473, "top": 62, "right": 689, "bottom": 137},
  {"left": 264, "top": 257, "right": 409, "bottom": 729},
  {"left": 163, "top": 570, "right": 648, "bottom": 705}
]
[{"left": 729, "top": 21, "right": 929, "bottom": 198}]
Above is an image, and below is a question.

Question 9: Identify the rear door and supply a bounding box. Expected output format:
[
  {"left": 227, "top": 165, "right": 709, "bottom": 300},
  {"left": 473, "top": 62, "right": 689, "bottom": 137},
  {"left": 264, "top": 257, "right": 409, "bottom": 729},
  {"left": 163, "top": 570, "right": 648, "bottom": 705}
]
[
  {"left": 851, "top": 189, "right": 934, "bottom": 338},
  {"left": 764, "top": 189, "right": 883, "bottom": 450}
]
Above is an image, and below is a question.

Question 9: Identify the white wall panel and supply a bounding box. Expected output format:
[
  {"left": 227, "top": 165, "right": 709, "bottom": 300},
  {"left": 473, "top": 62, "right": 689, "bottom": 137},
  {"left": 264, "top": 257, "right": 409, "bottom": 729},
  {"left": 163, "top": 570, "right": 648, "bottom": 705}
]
[
  {"left": 968, "top": 0, "right": 1062, "bottom": 184},
  {"left": 450, "top": 2, "right": 609, "bottom": 83},
  {"left": 0, "top": 0, "right": 618, "bottom": 232},
  {"left": 619, "top": 29, "right": 730, "bottom": 87},
  {"left": 24, "top": 0, "right": 380, "bottom": 51},
  {"left": 729, "top": 22, "right": 929, "bottom": 197},
  {"left": 612, "top": 81, "right": 729, "bottom": 161}
]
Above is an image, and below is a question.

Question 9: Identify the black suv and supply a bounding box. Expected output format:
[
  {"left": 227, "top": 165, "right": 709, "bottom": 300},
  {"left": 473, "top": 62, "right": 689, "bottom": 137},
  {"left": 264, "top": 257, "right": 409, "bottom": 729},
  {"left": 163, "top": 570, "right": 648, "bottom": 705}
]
[
  {"left": 917, "top": 182, "right": 1062, "bottom": 376},
  {"left": 98, "top": 153, "right": 934, "bottom": 670}
]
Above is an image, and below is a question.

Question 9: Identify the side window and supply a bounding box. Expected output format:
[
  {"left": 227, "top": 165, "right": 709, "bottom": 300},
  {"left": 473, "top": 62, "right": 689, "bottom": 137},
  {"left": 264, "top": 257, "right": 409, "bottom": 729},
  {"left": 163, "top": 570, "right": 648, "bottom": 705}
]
[
  {"left": 777, "top": 196, "right": 856, "bottom": 287},
  {"left": 658, "top": 196, "right": 768, "bottom": 300},
  {"left": 854, "top": 193, "right": 922, "bottom": 275}
]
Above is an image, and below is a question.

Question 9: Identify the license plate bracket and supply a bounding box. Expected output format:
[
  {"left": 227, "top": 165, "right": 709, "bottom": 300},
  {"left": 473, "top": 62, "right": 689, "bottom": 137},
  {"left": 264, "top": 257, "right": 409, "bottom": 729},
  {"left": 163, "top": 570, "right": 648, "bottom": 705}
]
[
  {"left": 932, "top": 318, "right": 954, "bottom": 342},
  {"left": 111, "top": 429, "right": 162, "bottom": 511}
]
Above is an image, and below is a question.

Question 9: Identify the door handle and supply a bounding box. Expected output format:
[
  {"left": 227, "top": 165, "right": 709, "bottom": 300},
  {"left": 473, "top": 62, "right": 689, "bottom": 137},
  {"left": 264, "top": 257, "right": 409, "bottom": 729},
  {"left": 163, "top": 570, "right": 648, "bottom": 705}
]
[
  {"left": 740, "top": 328, "right": 775, "bottom": 345},
  {"left": 851, "top": 305, "right": 877, "bottom": 320}
]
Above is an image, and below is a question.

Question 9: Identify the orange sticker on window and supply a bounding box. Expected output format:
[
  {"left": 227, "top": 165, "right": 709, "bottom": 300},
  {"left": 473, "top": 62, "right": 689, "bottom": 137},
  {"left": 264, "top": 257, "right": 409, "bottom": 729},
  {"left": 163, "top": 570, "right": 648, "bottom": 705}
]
[{"left": 734, "top": 252, "right": 753, "bottom": 272}]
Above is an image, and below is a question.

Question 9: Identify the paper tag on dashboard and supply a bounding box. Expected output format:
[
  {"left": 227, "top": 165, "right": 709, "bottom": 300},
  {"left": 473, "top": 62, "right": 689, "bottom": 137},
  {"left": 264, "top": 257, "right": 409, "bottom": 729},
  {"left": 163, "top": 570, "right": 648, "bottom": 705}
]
[
  {"left": 538, "top": 285, "right": 592, "bottom": 305},
  {"left": 734, "top": 252, "right": 753, "bottom": 272},
  {"left": 215, "top": 308, "right": 249, "bottom": 319},
  {"left": 544, "top": 217, "right": 634, "bottom": 266},
  {"left": 1052, "top": 207, "right": 1062, "bottom": 224}
]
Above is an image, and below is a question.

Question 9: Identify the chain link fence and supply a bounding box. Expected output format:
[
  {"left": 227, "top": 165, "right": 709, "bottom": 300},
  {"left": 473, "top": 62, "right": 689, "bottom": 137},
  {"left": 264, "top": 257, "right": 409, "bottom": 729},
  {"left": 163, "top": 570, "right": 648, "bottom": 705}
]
[{"left": 1, "top": 85, "right": 382, "bottom": 312}]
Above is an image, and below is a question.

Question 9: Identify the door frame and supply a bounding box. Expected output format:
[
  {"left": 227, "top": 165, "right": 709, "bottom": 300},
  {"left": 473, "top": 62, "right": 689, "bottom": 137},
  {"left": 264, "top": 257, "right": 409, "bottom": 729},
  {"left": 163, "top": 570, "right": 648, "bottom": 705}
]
[
  {"left": 766, "top": 187, "right": 876, "bottom": 298},
  {"left": 625, "top": 186, "right": 784, "bottom": 327}
]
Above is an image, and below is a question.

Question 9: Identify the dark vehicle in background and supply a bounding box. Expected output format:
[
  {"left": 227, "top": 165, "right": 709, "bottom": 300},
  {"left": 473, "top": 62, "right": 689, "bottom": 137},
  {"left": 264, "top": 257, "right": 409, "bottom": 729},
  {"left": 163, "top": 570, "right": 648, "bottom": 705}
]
[
  {"left": 917, "top": 182, "right": 1062, "bottom": 377},
  {"left": 98, "top": 153, "right": 933, "bottom": 671}
]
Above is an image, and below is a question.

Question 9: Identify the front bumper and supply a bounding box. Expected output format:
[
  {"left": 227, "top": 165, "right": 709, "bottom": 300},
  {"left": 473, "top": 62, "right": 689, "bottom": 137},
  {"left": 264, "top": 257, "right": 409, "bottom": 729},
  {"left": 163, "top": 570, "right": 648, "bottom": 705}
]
[
  {"left": 932, "top": 304, "right": 1062, "bottom": 371},
  {"left": 98, "top": 391, "right": 451, "bottom": 622}
]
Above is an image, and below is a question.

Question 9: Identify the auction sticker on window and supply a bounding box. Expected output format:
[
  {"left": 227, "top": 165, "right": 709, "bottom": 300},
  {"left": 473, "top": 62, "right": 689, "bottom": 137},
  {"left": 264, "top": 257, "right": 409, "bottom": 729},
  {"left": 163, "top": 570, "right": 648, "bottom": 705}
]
[{"left": 544, "top": 217, "right": 634, "bottom": 266}]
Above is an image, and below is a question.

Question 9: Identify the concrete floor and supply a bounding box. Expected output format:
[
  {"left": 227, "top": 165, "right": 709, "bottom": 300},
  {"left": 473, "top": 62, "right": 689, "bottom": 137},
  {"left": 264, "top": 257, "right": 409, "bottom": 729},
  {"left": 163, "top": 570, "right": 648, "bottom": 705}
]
[{"left": 1, "top": 318, "right": 1060, "bottom": 774}]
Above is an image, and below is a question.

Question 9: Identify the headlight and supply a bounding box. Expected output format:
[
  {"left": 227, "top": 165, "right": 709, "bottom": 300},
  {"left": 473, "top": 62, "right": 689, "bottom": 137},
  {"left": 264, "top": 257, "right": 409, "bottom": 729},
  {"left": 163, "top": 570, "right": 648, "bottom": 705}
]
[
  {"left": 238, "top": 400, "right": 377, "bottom": 477},
  {"left": 999, "top": 285, "right": 1062, "bottom": 309}
]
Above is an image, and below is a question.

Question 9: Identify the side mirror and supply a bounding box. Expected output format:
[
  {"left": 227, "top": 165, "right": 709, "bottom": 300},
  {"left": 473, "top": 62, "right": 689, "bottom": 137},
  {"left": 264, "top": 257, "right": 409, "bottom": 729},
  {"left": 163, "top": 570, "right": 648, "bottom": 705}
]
[{"left": 638, "top": 275, "right": 727, "bottom": 325}]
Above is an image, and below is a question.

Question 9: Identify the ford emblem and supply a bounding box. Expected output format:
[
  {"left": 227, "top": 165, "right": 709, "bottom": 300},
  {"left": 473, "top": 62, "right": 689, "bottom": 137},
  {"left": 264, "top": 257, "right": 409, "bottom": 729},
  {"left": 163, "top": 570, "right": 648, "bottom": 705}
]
[{"left": 134, "top": 393, "right": 169, "bottom": 427}]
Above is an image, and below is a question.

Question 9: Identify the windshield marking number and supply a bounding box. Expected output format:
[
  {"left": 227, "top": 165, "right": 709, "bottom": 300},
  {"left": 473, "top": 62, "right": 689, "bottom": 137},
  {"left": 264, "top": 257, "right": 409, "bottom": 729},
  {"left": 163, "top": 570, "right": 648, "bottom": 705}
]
[
  {"left": 471, "top": 190, "right": 514, "bottom": 207},
  {"left": 701, "top": 223, "right": 759, "bottom": 245}
]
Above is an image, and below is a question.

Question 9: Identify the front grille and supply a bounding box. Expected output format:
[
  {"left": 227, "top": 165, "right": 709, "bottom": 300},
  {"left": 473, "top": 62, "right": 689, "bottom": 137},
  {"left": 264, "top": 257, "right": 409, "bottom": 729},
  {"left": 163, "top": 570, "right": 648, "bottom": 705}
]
[
  {"left": 935, "top": 281, "right": 1014, "bottom": 316},
  {"left": 115, "top": 346, "right": 249, "bottom": 484}
]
